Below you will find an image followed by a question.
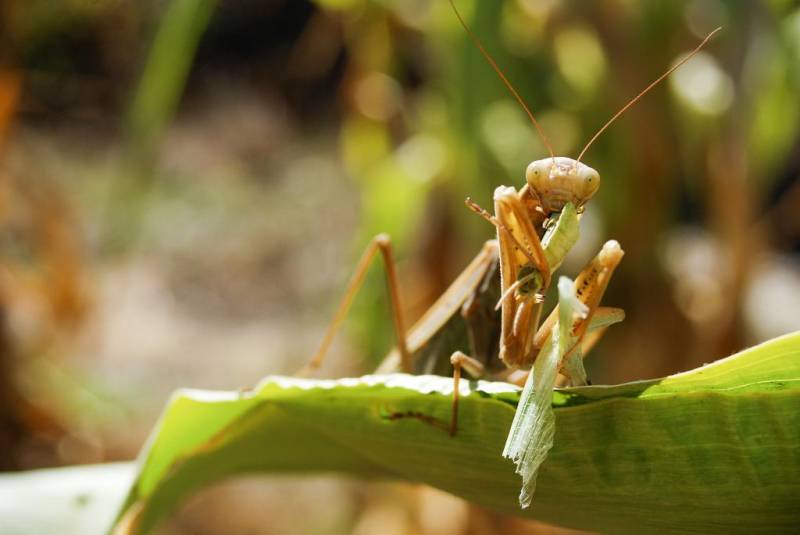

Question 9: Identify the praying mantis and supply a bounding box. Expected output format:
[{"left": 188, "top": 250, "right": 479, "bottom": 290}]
[{"left": 300, "top": 1, "right": 720, "bottom": 437}]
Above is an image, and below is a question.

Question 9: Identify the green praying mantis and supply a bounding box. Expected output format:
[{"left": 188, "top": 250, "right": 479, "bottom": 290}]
[{"left": 301, "top": 0, "right": 720, "bottom": 438}]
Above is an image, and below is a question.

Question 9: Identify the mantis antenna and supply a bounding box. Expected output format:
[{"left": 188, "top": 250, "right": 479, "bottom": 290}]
[
  {"left": 576, "top": 27, "right": 722, "bottom": 163},
  {"left": 448, "top": 0, "right": 555, "bottom": 160}
]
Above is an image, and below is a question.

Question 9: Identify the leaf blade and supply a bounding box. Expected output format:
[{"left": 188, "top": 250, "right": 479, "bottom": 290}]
[{"left": 115, "top": 333, "right": 800, "bottom": 534}]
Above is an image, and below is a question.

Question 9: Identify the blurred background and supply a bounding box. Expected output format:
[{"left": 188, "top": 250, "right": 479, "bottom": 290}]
[{"left": 1, "top": 0, "right": 800, "bottom": 533}]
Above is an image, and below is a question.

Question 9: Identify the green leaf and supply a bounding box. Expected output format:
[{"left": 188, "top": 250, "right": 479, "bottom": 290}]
[{"left": 115, "top": 332, "right": 800, "bottom": 534}]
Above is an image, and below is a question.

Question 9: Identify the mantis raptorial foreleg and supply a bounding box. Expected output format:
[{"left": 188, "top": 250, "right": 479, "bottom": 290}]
[
  {"left": 448, "top": 240, "right": 625, "bottom": 433},
  {"left": 536, "top": 242, "right": 624, "bottom": 342},
  {"left": 467, "top": 188, "right": 558, "bottom": 369},
  {"left": 533, "top": 240, "right": 626, "bottom": 386},
  {"left": 299, "top": 233, "right": 411, "bottom": 376},
  {"left": 447, "top": 197, "right": 581, "bottom": 435}
]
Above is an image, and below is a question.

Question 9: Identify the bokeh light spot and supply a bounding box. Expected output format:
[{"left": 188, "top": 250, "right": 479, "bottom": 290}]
[
  {"left": 353, "top": 72, "right": 403, "bottom": 121},
  {"left": 669, "top": 51, "right": 733, "bottom": 116},
  {"left": 553, "top": 26, "right": 607, "bottom": 95},
  {"left": 480, "top": 99, "right": 543, "bottom": 175},
  {"left": 395, "top": 134, "right": 446, "bottom": 184}
]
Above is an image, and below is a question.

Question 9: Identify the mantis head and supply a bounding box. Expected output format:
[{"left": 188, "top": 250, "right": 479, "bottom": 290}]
[{"left": 526, "top": 157, "right": 600, "bottom": 214}]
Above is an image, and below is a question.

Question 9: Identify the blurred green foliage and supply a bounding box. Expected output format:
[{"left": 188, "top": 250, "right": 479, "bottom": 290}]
[
  {"left": 126, "top": 0, "right": 217, "bottom": 166},
  {"left": 8, "top": 0, "right": 800, "bottom": 375}
]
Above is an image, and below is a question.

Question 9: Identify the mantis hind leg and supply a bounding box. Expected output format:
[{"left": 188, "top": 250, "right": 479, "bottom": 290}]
[
  {"left": 298, "top": 233, "right": 410, "bottom": 376},
  {"left": 375, "top": 240, "right": 499, "bottom": 375}
]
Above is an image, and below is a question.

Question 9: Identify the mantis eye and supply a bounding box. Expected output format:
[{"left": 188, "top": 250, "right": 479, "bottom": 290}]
[
  {"left": 583, "top": 172, "right": 601, "bottom": 197},
  {"left": 525, "top": 161, "right": 546, "bottom": 185}
]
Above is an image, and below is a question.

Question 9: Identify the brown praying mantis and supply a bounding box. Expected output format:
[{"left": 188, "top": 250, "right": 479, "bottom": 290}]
[{"left": 300, "top": 1, "right": 720, "bottom": 437}]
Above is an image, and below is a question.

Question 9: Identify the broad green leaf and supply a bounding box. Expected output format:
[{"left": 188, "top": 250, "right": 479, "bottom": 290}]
[{"left": 115, "top": 332, "right": 800, "bottom": 534}]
